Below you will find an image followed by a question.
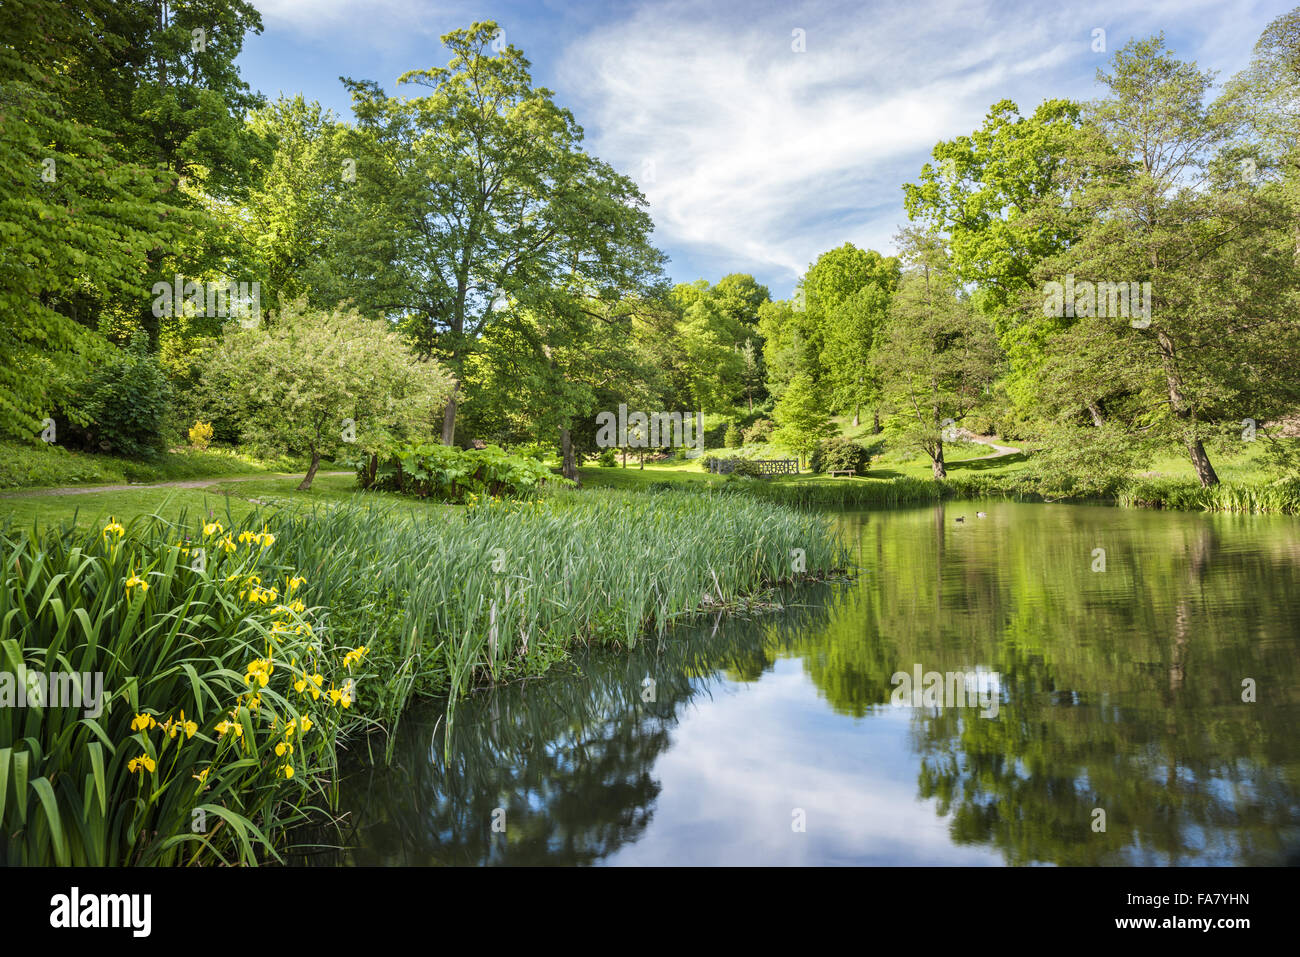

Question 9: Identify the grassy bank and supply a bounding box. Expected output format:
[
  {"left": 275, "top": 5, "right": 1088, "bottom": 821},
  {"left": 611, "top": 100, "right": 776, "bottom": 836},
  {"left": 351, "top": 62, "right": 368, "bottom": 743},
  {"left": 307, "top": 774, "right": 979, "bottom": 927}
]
[
  {"left": 579, "top": 460, "right": 1300, "bottom": 514},
  {"left": 0, "top": 439, "right": 338, "bottom": 492},
  {"left": 0, "top": 487, "right": 845, "bottom": 864}
]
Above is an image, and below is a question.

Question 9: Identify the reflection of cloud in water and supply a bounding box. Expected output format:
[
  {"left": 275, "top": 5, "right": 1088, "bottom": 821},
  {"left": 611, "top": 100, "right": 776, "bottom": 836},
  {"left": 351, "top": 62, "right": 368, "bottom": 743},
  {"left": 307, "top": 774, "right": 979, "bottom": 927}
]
[{"left": 603, "top": 660, "right": 1002, "bottom": 866}]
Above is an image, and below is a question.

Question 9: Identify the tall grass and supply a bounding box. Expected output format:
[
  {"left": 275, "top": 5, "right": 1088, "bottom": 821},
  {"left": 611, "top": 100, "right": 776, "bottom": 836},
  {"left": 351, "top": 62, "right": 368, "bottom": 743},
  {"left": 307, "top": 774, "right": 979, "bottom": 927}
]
[
  {"left": 704, "top": 474, "right": 1040, "bottom": 509},
  {"left": 1117, "top": 477, "right": 1300, "bottom": 514},
  {"left": 258, "top": 488, "right": 848, "bottom": 741},
  {"left": 0, "top": 513, "right": 363, "bottom": 865}
]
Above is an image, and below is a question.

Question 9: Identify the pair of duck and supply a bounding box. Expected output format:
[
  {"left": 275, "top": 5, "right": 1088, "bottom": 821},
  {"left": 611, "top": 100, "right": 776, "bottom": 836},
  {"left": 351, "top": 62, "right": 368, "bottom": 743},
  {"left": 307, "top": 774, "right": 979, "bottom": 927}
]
[{"left": 954, "top": 512, "right": 987, "bottom": 523}]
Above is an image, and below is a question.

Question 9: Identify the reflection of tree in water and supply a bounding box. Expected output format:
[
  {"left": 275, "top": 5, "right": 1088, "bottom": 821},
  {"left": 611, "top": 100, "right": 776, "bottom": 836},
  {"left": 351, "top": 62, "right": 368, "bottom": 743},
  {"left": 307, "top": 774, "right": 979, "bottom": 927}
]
[
  {"left": 793, "top": 510, "right": 1300, "bottom": 865},
  {"left": 321, "top": 595, "right": 835, "bottom": 865}
]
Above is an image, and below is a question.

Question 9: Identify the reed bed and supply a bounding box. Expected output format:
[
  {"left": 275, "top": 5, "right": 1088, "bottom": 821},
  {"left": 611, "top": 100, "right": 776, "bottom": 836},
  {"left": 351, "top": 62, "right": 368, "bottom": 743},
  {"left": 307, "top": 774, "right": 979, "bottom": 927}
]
[
  {"left": 704, "top": 474, "right": 1039, "bottom": 509},
  {"left": 1117, "top": 477, "right": 1300, "bottom": 514},
  {"left": 259, "top": 489, "right": 847, "bottom": 733}
]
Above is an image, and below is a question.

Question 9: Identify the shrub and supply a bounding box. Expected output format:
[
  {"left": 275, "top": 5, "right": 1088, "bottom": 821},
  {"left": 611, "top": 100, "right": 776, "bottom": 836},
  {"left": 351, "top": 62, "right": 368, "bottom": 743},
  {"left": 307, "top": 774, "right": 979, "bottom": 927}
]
[
  {"left": 371, "top": 442, "right": 566, "bottom": 502},
  {"left": 597, "top": 447, "right": 618, "bottom": 467},
  {"left": 704, "top": 454, "right": 762, "bottom": 477},
  {"left": 74, "top": 337, "right": 172, "bottom": 459},
  {"left": 724, "top": 424, "right": 743, "bottom": 448},
  {"left": 743, "top": 418, "right": 775, "bottom": 444},
  {"left": 513, "top": 441, "right": 551, "bottom": 462},
  {"left": 810, "top": 437, "right": 870, "bottom": 475},
  {"left": 189, "top": 420, "right": 214, "bottom": 450}
]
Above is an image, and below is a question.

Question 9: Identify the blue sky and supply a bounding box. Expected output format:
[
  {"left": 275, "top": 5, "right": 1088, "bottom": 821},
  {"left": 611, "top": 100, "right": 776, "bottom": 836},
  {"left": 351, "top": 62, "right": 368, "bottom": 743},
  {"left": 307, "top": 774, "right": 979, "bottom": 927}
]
[{"left": 236, "top": 0, "right": 1296, "bottom": 298}]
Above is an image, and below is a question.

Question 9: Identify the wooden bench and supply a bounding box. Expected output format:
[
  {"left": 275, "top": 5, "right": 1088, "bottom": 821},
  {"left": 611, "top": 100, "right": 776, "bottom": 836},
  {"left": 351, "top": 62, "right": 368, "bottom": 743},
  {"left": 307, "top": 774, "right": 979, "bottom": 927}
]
[{"left": 829, "top": 469, "right": 855, "bottom": 477}]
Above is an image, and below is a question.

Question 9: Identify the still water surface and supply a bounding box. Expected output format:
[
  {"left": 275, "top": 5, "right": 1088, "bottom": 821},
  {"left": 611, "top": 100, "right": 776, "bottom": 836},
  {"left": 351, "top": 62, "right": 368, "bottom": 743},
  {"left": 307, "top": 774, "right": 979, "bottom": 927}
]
[{"left": 330, "top": 500, "right": 1300, "bottom": 865}]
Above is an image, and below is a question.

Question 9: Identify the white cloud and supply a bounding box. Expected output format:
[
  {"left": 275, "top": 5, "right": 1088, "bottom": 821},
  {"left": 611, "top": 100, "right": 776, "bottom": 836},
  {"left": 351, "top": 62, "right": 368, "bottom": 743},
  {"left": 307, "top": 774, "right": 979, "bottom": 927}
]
[{"left": 558, "top": 0, "right": 1275, "bottom": 291}]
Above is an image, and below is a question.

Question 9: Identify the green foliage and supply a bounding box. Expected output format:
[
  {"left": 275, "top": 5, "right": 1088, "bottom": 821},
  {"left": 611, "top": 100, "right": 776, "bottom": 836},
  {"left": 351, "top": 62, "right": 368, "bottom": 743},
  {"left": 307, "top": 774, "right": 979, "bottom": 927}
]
[
  {"left": 0, "top": 441, "right": 274, "bottom": 491},
  {"left": 740, "top": 418, "right": 773, "bottom": 443},
  {"left": 72, "top": 338, "right": 173, "bottom": 459},
  {"left": 772, "top": 372, "right": 836, "bottom": 465},
  {"left": 724, "top": 423, "right": 743, "bottom": 448},
  {"left": 810, "top": 438, "right": 871, "bottom": 475},
  {"left": 702, "top": 455, "right": 764, "bottom": 477},
  {"left": 0, "top": 511, "right": 354, "bottom": 865},
  {"left": 201, "top": 301, "right": 454, "bottom": 486},
  {"left": 597, "top": 447, "right": 618, "bottom": 467},
  {"left": 373, "top": 443, "right": 565, "bottom": 502}
]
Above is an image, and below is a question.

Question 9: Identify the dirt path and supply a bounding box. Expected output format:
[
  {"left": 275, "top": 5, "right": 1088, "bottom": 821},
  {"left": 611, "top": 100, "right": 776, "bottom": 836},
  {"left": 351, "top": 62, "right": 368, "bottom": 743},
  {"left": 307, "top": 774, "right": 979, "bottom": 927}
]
[{"left": 0, "top": 472, "right": 352, "bottom": 499}]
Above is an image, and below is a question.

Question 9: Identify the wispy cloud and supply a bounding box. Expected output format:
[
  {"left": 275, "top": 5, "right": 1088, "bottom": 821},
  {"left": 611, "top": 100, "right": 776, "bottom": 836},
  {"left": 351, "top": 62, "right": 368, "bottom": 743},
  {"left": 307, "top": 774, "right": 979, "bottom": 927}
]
[{"left": 558, "top": 0, "right": 1274, "bottom": 292}]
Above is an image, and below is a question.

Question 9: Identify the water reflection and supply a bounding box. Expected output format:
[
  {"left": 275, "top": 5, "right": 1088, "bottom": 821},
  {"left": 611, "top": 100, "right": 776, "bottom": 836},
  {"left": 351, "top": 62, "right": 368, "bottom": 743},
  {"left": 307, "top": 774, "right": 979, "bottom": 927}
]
[{"left": 322, "top": 501, "right": 1300, "bottom": 866}]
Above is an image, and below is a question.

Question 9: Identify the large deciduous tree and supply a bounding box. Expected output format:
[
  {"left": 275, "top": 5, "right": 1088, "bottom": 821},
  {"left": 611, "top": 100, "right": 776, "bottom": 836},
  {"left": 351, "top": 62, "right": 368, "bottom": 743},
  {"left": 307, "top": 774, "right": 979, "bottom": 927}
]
[{"left": 340, "top": 21, "right": 663, "bottom": 445}]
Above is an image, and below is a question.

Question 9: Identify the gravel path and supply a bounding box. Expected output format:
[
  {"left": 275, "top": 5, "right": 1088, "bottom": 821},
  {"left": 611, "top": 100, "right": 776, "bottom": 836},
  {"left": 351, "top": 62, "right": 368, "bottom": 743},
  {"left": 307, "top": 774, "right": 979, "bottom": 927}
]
[{"left": 961, "top": 432, "right": 1022, "bottom": 458}]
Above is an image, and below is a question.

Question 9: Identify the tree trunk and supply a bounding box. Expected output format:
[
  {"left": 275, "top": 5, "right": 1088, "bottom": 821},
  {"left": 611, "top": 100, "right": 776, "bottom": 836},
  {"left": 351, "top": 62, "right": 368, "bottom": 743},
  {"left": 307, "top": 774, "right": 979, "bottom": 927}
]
[
  {"left": 1156, "top": 329, "right": 1218, "bottom": 487},
  {"left": 440, "top": 381, "right": 460, "bottom": 446},
  {"left": 852, "top": 406, "right": 860, "bottom": 428},
  {"left": 1086, "top": 401, "right": 1104, "bottom": 427},
  {"left": 298, "top": 450, "right": 321, "bottom": 491},
  {"left": 560, "top": 427, "right": 579, "bottom": 485},
  {"left": 1186, "top": 438, "right": 1220, "bottom": 488},
  {"left": 359, "top": 452, "right": 378, "bottom": 489},
  {"left": 931, "top": 444, "right": 947, "bottom": 479},
  {"left": 873, "top": 409, "right": 881, "bottom": 434}
]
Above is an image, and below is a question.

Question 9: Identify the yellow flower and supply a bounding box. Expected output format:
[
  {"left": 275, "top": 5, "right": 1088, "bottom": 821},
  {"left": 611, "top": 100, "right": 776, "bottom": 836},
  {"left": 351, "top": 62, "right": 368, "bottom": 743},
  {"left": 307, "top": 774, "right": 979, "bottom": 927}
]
[
  {"left": 125, "top": 575, "right": 148, "bottom": 596},
  {"left": 274, "top": 741, "right": 287, "bottom": 757},
  {"left": 342, "top": 645, "right": 369, "bottom": 670},
  {"left": 131, "top": 713, "right": 157, "bottom": 732},
  {"left": 193, "top": 767, "right": 210, "bottom": 784},
  {"left": 218, "top": 536, "right": 237, "bottom": 554},
  {"left": 288, "top": 576, "right": 305, "bottom": 593},
  {"left": 203, "top": 521, "right": 224, "bottom": 536},
  {"left": 293, "top": 677, "right": 307, "bottom": 694},
  {"left": 127, "top": 754, "right": 156, "bottom": 774},
  {"left": 298, "top": 716, "right": 312, "bottom": 734},
  {"left": 179, "top": 710, "right": 197, "bottom": 740},
  {"left": 102, "top": 519, "right": 125, "bottom": 540},
  {"left": 282, "top": 764, "right": 294, "bottom": 779}
]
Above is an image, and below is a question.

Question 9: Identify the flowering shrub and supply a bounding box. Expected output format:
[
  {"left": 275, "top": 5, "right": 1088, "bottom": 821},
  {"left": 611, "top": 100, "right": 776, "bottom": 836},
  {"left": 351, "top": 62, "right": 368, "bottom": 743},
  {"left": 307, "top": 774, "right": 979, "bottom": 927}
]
[
  {"left": 0, "top": 514, "right": 367, "bottom": 865},
  {"left": 188, "top": 420, "right": 214, "bottom": 450}
]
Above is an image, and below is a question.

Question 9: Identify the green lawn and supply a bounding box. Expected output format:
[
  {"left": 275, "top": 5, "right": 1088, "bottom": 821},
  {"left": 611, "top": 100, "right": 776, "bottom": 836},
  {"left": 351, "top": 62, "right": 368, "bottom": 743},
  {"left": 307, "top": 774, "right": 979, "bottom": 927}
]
[{"left": 0, "top": 472, "right": 466, "bottom": 531}]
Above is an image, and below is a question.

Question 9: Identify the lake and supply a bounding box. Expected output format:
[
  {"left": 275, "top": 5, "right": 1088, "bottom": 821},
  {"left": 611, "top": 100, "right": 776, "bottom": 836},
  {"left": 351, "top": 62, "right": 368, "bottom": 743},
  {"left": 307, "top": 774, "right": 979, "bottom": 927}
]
[{"left": 322, "top": 500, "right": 1300, "bottom": 865}]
